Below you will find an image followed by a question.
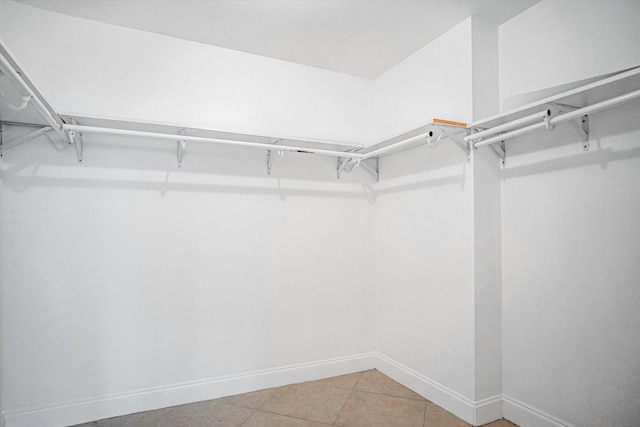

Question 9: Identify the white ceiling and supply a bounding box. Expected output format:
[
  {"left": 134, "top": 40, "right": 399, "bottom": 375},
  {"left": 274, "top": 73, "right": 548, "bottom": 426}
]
[{"left": 17, "top": 0, "right": 539, "bottom": 79}]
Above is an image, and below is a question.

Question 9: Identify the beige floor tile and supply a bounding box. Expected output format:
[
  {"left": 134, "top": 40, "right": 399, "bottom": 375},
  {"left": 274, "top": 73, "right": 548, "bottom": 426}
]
[
  {"left": 242, "top": 411, "right": 330, "bottom": 426},
  {"left": 335, "top": 390, "right": 425, "bottom": 427},
  {"left": 480, "top": 420, "right": 518, "bottom": 427},
  {"left": 69, "top": 372, "right": 521, "bottom": 427},
  {"left": 260, "top": 382, "right": 351, "bottom": 424},
  {"left": 423, "top": 401, "right": 470, "bottom": 427},
  {"left": 312, "top": 372, "right": 363, "bottom": 390},
  {"left": 153, "top": 400, "right": 253, "bottom": 427},
  {"left": 69, "top": 407, "right": 173, "bottom": 427},
  {"left": 354, "top": 370, "right": 425, "bottom": 400},
  {"left": 215, "top": 388, "right": 276, "bottom": 410}
]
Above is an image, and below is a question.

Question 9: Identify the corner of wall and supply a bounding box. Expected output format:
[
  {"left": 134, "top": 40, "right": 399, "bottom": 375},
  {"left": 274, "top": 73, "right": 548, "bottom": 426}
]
[{"left": 376, "top": 352, "right": 503, "bottom": 426}]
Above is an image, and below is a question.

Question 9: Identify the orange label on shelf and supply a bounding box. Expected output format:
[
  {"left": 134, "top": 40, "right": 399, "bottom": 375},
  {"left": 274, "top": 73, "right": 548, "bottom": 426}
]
[{"left": 433, "top": 118, "right": 467, "bottom": 128}]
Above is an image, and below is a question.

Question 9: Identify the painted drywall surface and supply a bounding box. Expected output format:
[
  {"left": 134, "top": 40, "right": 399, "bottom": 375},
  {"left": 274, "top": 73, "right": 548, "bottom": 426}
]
[
  {"left": 372, "top": 17, "right": 477, "bottom": 403},
  {"left": 0, "top": 1, "right": 373, "bottom": 145},
  {"left": 373, "top": 141, "right": 476, "bottom": 400},
  {"left": 472, "top": 146, "right": 502, "bottom": 402},
  {"left": 500, "top": 2, "right": 640, "bottom": 424},
  {"left": 371, "top": 17, "right": 476, "bottom": 402},
  {"left": 501, "top": 100, "right": 640, "bottom": 426},
  {"left": 372, "top": 18, "right": 473, "bottom": 142},
  {"left": 0, "top": 130, "right": 376, "bottom": 413},
  {"left": 470, "top": 17, "right": 502, "bottom": 403},
  {"left": 499, "top": 0, "right": 640, "bottom": 103}
]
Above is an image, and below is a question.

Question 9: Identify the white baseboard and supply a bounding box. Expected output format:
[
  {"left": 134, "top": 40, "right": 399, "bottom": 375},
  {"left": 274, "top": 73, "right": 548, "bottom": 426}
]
[
  {"left": 475, "top": 395, "right": 503, "bottom": 426},
  {"left": 1, "top": 352, "right": 579, "bottom": 427},
  {"left": 375, "top": 352, "right": 502, "bottom": 426},
  {"left": 503, "top": 395, "right": 577, "bottom": 427},
  {"left": 1, "top": 352, "right": 377, "bottom": 427}
]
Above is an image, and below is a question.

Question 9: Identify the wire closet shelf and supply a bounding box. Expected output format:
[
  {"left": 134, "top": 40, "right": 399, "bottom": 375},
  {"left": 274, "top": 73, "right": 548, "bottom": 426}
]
[{"left": 1, "top": 39, "right": 639, "bottom": 176}]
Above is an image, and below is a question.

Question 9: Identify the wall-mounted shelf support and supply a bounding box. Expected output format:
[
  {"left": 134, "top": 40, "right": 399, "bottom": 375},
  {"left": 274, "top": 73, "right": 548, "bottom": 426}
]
[
  {"left": 69, "top": 118, "right": 83, "bottom": 163},
  {"left": 360, "top": 157, "right": 379, "bottom": 182},
  {"left": 490, "top": 140, "right": 506, "bottom": 167},
  {"left": 267, "top": 150, "right": 273, "bottom": 175},
  {"left": 337, "top": 156, "right": 378, "bottom": 181},
  {"left": 568, "top": 115, "right": 589, "bottom": 150},
  {"left": 267, "top": 148, "right": 284, "bottom": 175},
  {"left": 336, "top": 156, "right": 351, "bottom": 179},
  {"left": 266, "top": 140, "right": 284, "bottom": 175},
  {"left": 433, "top": 124, "right": 470, "bottom": 162},
  {"left": 177, "top": 129, "right": 185, "bottom": 167}
]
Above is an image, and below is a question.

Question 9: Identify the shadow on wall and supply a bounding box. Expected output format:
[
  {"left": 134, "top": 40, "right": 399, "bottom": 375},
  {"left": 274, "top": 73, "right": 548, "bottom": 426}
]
[
  {"left": 0, "top": 127, "right": 381, "bottom": 202},
  {"left": 0, "top": 125, "right": 474, "bottom": 201},
  {"left": 500, "top": 100, "right": 640, "bottom": 180},
  {"left": 373, "top": 138, "right": 470, "bottom": 195}
]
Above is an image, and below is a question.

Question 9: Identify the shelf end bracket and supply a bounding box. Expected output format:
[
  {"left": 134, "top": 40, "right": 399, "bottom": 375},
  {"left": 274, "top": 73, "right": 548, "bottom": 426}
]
[
  {"left": 437, "top": 125, "right": 471, "bottom": 162},
  {"left": 360, "top": 157, "right": 379, "bottom": 182},
  {"left": 177, "top": 129, "right": 186, "bottom": 168},
  {"left": 490, "top": 140, "right": 506, "bottom": 167},
  {"left": 70, "top": 118, "right": 83, "bottom": 163},
  {"left": 568, "top": 115, "right": 589, "bottom": 151}
]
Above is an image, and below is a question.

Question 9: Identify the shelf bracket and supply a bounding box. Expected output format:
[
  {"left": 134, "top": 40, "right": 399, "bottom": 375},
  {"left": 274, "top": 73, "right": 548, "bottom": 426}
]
[
  {"left": 436, "top": 125, "right": 471, "bottom": 162},
  {"left": 490, "top": 140, "right": 506, "bottom": 167},
  {"left": 337, "top": 156, "right": 378, "bottom": 181},
  {"left": 267, "top": 148, "right": 284, "bottom": 175},
  {"left": 568, "top": 115, "right": 589, "bottom": 150},
  {"left": 177, "top": 129, "right": 185, "bottom": 168},
  {"left": 336, "top": 157, "right": 350, "bottom": 179},
  {"left": 360, "top": 157, "right": 379, "bottom": 182},
  {"left": 69, "top": 118, "right": 83, "bottom": 163}
]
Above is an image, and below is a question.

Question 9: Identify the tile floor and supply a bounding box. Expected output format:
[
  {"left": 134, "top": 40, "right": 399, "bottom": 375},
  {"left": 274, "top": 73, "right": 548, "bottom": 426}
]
[{"left": 71, "top": 370, "right": 518, "bottom": 427}]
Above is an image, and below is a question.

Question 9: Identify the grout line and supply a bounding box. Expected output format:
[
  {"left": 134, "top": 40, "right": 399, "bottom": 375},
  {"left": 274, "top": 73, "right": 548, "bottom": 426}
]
[
  {"left": 332, "top": 388, "right": 354, "bottom": 427},
  {"left": 78, "top": 370, "right": 440, "bottom": 426},
  {"left": 350, "top": 385, "right": 427, "bottom": 402},
  {"left": 351, "top": 371, "right": 365, "bottom": 390},
  {"left": 423, "top": 397, "right": 427, "bottom": 427},
  {"left": 144, "top": 405, "right": 179, "bottom": 426},
  {"left": 238, "top": 409, "right": 258, "bottom": 426},
  {"left": 253, "top": 408, "right": 333, "bottom": 425}
]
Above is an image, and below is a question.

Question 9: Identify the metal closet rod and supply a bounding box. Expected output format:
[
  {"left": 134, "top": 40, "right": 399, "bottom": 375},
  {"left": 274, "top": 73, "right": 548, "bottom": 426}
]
[
  {"left": 465, "top": 108, "right": 553, "bottom": 142},
  {"left": 474, "top": 88, "right": 640, "bottom": 148},
  {"left": 62, "top": 124, "right": 366, "bottom": 159},
  {"left": 362, "top": 132, "right": 430, "bottom": 159}
]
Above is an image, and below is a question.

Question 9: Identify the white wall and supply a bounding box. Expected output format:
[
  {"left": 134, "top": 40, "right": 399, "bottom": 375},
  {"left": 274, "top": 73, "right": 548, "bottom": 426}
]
[
  {"left": 374, "top": 142, "right": 475, "bottom": 397},
  {"left": 501, "top": 98, "right": 640, "bottom": 427},
  {"left": 0, "top": 128, "right": 377, "bottom": 426},
  {"left": 499, "top": 1, "right": 640, "bottom": 426},
  {"left": 470, "top": 17, "right": 502, "bottom": 406},
  {"left": 0, "top": 1, "right": 372, "bottom": 144},
  {"left": 0, "top": 2, "right": 377, "bottom": 426},
  {"left": 372, "top": 18, "right": 473, "bottom": 140},
  {"left": 499, "top": 0, "right": 640, "bottom": 102},
  {"left": 373, "top": 18, "right": 477, "bottom": 404}
]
